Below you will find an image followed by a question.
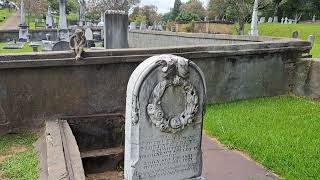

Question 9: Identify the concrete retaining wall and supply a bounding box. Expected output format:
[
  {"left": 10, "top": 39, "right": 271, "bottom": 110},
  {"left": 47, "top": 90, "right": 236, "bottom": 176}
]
[
  {"left": 0, "top": 33, "right": 311, "bottom": 135},
  {"left": 128, "top": 30, "right": 281, "bottom": 48}
]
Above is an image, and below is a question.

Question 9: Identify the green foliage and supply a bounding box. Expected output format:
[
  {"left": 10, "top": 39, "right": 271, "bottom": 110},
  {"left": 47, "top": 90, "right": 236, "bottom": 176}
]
[
  {"left": 204, "top": 96, "right": 320, "bottom": 179},
  {"left": 0, "top": 133, "right": 39, "bottom": 180},
  {"left": 176, "top": 11, "right": 200, "bottom": 23},
  {"left": 181, "top": 0, "right": 206, "bottom": 20},
  {"left": 0, "top": 9, "right": 15, "bottom": 26},
  {"left": 47, "top": 0, "right": 79, "bottom": 14},
  {"left": 134, "top": 15, "right": 147, "bottom": 24},
  {"left": 172, "top": 0, "right": 182, "bottom": 21},
  {"left": 0, "top": 42, "right": 36, "bottom": 54}
]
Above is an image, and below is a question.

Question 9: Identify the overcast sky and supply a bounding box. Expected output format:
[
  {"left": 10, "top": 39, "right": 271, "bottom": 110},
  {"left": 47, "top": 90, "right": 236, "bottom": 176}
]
[{"left": 140, "top": 0, "right": 209, "bottom": 14}]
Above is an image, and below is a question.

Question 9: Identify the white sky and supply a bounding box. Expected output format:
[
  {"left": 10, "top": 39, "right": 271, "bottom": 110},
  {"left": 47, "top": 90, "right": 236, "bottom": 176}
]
[{"left": 140, "top": 0, "right": 209, "bottom": 14}]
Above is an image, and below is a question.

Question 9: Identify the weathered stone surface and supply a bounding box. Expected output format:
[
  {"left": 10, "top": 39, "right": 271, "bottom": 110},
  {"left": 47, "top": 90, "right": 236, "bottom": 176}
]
[
  {"left": 125, "top": 55, "right": 206, "bottom": 180},
  {"left": 293, "top": 58, "right": 320, "bottom": 99},
  {"left": 52, "top": 41, "right": 70, "bottom": 51},
  {"left": 104, "top": 10, "right": 129, "bottom": 49}
]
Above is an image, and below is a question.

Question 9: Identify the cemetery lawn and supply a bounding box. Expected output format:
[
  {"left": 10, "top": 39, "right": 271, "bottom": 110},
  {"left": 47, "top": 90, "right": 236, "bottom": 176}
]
[
  {"left": 0, "top": 42, "right": 35, "bottom": 54},
  {"left": 204, "top": 96, "right": 320, "bottom": 180},
  {"left": 240, "top": 23, "right": 320, "bottom": 58},
  {"left": 0, "top": 9, "right": 14, "bottom": 26},
  {"left": 0, "top": 133, "right": 39, "bottom": 179}
]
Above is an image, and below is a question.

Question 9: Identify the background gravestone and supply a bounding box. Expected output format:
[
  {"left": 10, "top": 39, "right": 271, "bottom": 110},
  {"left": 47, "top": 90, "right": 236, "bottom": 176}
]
[
  {"left": 52, "top": 41, "right": 70, "bottom": 51},
  {"left": 104, "top": 10, "right": 129, "bottom": 49},
  {"left": 125, "top": 55, "right": 206, "bottom": 180}
]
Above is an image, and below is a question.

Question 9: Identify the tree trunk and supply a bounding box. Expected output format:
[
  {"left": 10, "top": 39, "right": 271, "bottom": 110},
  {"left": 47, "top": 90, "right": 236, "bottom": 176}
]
[{"left": 239, "top": 21, "right": 245, "bottom": 35}]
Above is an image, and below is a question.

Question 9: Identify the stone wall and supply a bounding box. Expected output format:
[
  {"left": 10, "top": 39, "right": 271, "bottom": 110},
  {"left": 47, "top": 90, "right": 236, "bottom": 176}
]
[
  {"left": 176, "top": 22, "right": 234, "bottom": 34},
  {"left": 0, "top": 36, "right": 311, "bottom": 135},
  {"left": 128, "top": 31, "right": 280, "bottom": 48},
  {"left": 293, "top": 58, "right": 320, "bottom": 99}
]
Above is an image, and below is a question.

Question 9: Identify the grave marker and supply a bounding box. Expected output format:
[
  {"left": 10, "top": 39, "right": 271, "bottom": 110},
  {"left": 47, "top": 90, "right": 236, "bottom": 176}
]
[
  {"left": 104, "top": 10, "right": 129, "bottom": 49},
  {"left": 125, "top": 54, "right": 206, "bottom": 180}
]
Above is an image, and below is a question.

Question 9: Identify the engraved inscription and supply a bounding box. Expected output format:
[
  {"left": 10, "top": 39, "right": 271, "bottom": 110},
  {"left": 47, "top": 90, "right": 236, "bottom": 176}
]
[{"left": 135, "top": 134, "right": 201, "bottom": 179}]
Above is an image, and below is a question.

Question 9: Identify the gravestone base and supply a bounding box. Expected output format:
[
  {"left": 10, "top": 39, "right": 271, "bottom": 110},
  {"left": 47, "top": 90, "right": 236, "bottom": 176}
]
[
  {"left": 19, "top": 24, "right": 29, "bottom": 42},
  {"left": 58, "top": 29, "right": 70, "bottom": 42}
]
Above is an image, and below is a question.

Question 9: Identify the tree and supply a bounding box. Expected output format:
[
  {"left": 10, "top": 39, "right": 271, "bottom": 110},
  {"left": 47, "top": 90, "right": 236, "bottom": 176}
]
[
  {"left": 207, "top": 0, "right": 228, "bottom": 20},
  {"left": 129, "top": 5, "right": 160, "bottom": 25},
  {"left": 172, "top": 0, "right": 182, "bottom": 21},
  {"left": 87, "top": 0, "right": 140, "bottom": 14},
  {"left": 176, "top": 11, "right": 200, "bottom": 23},
  {"left": 181, "top": 0, "right": 206, "bottom": 20}
]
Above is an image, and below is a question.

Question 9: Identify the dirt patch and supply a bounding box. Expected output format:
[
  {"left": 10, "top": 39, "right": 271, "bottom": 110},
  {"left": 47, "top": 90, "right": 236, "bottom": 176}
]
[
  {"left": 0, "top": 145, "right": 28, "bottom": 163},
  {"left": 86, "top": 171, "right": 123, "bottom": 180}
]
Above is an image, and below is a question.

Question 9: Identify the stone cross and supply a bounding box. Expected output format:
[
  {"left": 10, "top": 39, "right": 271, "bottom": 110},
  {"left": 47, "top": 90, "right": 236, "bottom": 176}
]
[
  {"left": 250, "top": 0, "right": 259, "bottom": 36},
  {"left": 284, "top": 17, "right": 288, "bottom": 24},
  {"left": 125, "top": 54, "right": 206, "bottom": 180},
  {"left": 79, "top": 0, "right": 86, "bottom": 26}
]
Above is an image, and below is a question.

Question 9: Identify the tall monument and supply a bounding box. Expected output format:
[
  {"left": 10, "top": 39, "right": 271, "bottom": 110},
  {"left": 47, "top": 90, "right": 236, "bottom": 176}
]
[
  {"left": 46, "top": 5, "right": 54, "bottom": 29},
  {"left": 79, "top": 0, "right": 86, "bottom": 26},
  {"left": 58, "top": 0, "right": 69, "bottom": 41},
  {"left": 250, "top": 0, "right": 259, "bottom": 36},
  {"left": 19, "top": 0, "right": 29, "bottom": 42}
]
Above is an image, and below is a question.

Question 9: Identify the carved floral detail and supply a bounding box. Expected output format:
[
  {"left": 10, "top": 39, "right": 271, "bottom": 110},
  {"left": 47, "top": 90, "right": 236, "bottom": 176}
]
[{"left": 147, "top": 56, "right": 199, "bottom": 133}]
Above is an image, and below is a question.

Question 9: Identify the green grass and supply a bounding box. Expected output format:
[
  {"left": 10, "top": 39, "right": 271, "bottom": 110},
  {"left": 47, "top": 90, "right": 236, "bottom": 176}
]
[
  {"left": 0, "top": 133, "right": 39, "bottom": 180},
  {"left": 0, "top": 42, "right": 35, "bottom": 54},
  {"left": 0, "top": 9, "right": 14, "bottom": 26},
  {"left": 236, "top": 23, "right": 320, "bottom": 58},
  {"left": 204, "top": 96, "right": 320, "bottom": 180}
]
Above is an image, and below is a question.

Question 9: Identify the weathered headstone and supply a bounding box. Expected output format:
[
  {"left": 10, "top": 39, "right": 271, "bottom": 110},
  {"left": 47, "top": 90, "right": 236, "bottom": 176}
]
[
  {"left": 292, "top": 31, "right": 299, "bottom": 39},
  {"left": 140, "top": 22, "right": 147, "bottom": 31},
  {"left": 41, "top": 40, "right": 54, "bottom": 51},
  {"left": 3, "top": 41, "right": 24, "bottom": 49},
  {"left": 273, "top": 16, "right": 278, "bottom": 23},
  {"left": 281, "top": 17, "right": 284, "bottom": 24},
  {"left": 288, "top": 19, "right": 293, "bottom": 24},
  {"left": 125, "top": 54, "right": 206, "bottom": 180},
  {"left": 259, "top": 17, "right": 265, "bottom": 23},
  {"left": 85, "top": 28, "right": 93, "bottom": 41},
  {"left": 19, "top": 0, "right": 29, "bottom": 42},
  {"left": 85, "top": 27, "right": 94, "bottom": 47},
  {"left": 52, "top": 41, "right": 70, "bottom": 51},
  {"left": 130, "top": 22, "right": 136, "bottom": 30},
  {"left": 284, "top": 17, "right": 288, "bottom": 24},
  {"left": 97, "top": 12, "right": 104, "bottom": 27},
  {"left": 104, "top": 10, "right": 129, "bottom": 49},
  {"left": 312, "top": 15, "right": 316, "bottom": 23},
  {"left": 267, "top": 17, "right": 273, "bottom": 23},
  {"left": 307, "top": 35, "right": 315, "bottom": 47},
  {"left": 46, "top": 5, "right": 53, "bottom": 29},
  {"left": 58, "top": 0, "right": 69, "bottom": 41}
]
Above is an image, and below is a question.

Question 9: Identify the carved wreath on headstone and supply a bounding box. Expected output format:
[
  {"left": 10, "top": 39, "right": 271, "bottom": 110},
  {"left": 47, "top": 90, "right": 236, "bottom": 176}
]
[{"left": 147, "top": 57, "right": 199, "bottom": 133}]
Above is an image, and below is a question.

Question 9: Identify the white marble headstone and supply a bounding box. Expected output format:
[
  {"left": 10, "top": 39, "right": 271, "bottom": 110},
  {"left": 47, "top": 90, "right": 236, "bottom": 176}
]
[
  {"left": 125, "top": 55, "right": 206, "bottom": 180},
  {"left": 85, "top": 28, "right": 93, "bottom": 41}
]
